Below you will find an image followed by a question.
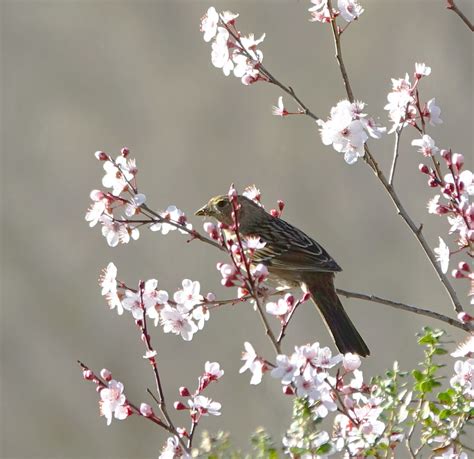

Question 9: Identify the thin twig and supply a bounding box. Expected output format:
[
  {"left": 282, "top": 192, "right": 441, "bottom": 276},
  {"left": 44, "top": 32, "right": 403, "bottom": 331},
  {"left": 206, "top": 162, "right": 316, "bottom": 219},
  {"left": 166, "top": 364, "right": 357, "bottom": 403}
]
[
  {"left": 389, "top": 128, "right": 403, "bottom": 185},
  {"left": 336, "top": 288, "right": 470, "bottom": 331},
  {"left": 220, "top": 18, "right": 320, "bottom": 122},
  {"left": 446, "top": 0, "right": 474, "bottom": 31}
]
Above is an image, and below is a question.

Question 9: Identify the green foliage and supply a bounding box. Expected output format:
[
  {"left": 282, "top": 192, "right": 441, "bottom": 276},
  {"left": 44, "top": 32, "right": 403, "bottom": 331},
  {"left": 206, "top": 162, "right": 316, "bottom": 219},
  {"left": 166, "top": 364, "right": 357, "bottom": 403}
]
[{"left": 193, "top": 328, "right": 473, "bottom": 458}]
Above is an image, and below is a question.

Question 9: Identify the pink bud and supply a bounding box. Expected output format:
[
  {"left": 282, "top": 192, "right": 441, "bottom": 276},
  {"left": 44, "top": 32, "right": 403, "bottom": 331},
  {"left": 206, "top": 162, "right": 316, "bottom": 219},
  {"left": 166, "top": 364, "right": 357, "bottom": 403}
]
[
  {"left": 121, "top": 147, "right": 130, "bottom": 157},
  {"left": 428, "top": 178, "right": 438, "bottom": 187},
  {"left": 179, "top": 387, "right": 191, "bottom": 397},
  {"left": 285, "top": 294, "right": 295, "bottom": 307},
  {"left": 140, "top": 403, "right": 154, "bottom": 417},
  {"left": 301, "top": 292, "right": 312, "bottom": 302},
  {"left": 457, "top": 312, "right": 473, "bottom": 323},
  {"left": 442, "top": 184, "right": 454, "bottom": 195},
  {"left": 228, "top": 183, "right": 238, "bottom": 200},
  {"left": 452, "top": 269, "right": 465, "bottom": 279},
  {"left": 452, "top": 153, "right": 464, "bottom": 171},
  {"left": 278, "top": 200, "right": 285, "bottom": 212},
  {"left": 418, "top": 164, "right": 430, "bottom": 174},
  {"left": 100, "top": 368, "right": 112, "bottom": 381},
  {"left": 283, "top": 385, "right": 295, "bottom": 395},
  {"left": 270, "top": 209, "right": 280, "bottom": 218},
  {"left": 94, "top": 150, "right": 108, "bottom": 161},
  {"left": 83, "top": 369, "right": 94, "bottom": 380},
  {"left": 174, "top": 401, "right": 187, "bottom": 411},
  {"left": 177, "top": 427, "right": 188, "bottom": 438},
  {"left": 441, "top": 149, "right": 452, "bottom": 165},
  {"left": 459, "top": 262, "right": 471, "bottom": 273}
]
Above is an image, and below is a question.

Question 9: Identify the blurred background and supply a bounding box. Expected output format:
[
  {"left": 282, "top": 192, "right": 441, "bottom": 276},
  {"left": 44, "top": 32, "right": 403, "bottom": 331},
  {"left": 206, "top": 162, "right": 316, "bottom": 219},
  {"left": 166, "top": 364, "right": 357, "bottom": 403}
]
[{"left": 1, "top": 0, "right": 472, "bottom": 457}]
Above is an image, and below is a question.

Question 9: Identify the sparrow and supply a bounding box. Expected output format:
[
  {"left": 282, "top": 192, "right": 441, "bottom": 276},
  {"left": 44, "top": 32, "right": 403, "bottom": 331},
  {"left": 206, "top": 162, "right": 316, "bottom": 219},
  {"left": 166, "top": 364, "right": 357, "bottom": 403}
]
[{"left": 196, "top": 194, "right": 370, "bottom": 356}]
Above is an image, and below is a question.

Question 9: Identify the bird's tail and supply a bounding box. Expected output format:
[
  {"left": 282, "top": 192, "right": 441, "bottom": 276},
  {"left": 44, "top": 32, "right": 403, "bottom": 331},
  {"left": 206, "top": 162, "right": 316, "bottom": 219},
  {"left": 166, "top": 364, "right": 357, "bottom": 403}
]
[{"left": 306, "top": 274, "right": 370, "bottom": 357}]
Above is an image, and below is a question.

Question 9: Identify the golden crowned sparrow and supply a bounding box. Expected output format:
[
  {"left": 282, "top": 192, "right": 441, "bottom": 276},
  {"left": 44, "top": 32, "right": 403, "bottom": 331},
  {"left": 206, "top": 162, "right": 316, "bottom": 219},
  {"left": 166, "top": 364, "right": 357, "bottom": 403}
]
[{"left": 196, "top": 194, "right": 370, "bottom": 357}]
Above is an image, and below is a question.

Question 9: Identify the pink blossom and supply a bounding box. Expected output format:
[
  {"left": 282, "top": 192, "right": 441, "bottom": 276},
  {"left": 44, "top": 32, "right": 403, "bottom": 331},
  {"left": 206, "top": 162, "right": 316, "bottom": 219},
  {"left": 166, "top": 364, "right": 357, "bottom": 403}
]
[
  {"left": 159, "top": 436, "right": 190, "bottom": 459},
  {"left": 434, "top": 237, "right": 450, "bottom": 274},
  {"left": 99, "top": 379, "right": 130, "bottom": 425},
  {"left": 337, "top": 0, "right": 364, "bottom": 23},
  {"left": 239, "top": 342, "right": 264, "bottom": 385},
  {"left": 200, "top": 7, "right": 219, "bottom": 42},
  {"left": 272, "top": 96, "right": 288, "bottom": 116},
  {"left": 411, "top": 135, "right": 439, "bottom": 157},
  {"left": 160, "top": 305, "right": 198, "bottom": 341},
  {"left": 188, "top": 395, "right": 221, "bottom": 416}
]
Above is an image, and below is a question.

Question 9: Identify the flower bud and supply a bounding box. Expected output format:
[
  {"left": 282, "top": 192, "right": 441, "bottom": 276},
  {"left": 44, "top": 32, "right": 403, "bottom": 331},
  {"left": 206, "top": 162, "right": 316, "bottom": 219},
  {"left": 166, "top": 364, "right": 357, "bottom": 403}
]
[
  {"left": 452, "top": 153, "right": 464, "bottom": 171},
  {"left": 452, "top": 269, "right": 465, "bottom": 279},
  {"left": 83, "top": 369, "right": 94, "bottom": 380},
  {"left": 418, "top": 164, "right": 430, "bottom": 174},
  {"left": 457, "top": 312, "right": 473, "bottom": 323},
  {"left": 177, "top": 427, "right": 188, "bottom": 438},
  {"left": 94, "top": 150, "right": 108, "bottom": 161},
  {"left": 100, "top": 368, "right": 112, "bottom": 381},
  {"left": 140, "top": 403, "right": 154, "bottom": 417},
  {"left": 179, "top": 387, "right": 191, "bottom": 397},
  {"left": 428, "top": 178, "right": 438, "bottom": 188},
  {"left": 441, "top": 149, "right": 452, "bottom": 165},
  {"left": 121, "top": 147, "right": 130, "bottom": 157},
  {"left": 458, "top": 261, "right": 470, "bottom": 273},
  {"left": 270, "top": 209, "right": 280, "bottom": 218},
  {"left": 277, "top": 200, "right": 285, "bottom": 212},
  {"left": 174, "top": 401, "right": 187, "bottom": 411},
  {"left": 283, "top": 385, "right": 295, "bottom": 395}
]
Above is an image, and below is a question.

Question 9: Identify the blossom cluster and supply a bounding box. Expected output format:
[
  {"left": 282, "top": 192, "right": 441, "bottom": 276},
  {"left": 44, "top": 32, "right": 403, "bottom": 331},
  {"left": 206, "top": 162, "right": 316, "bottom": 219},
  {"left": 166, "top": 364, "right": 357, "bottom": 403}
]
[
  {"left": 99, "top": 262, "right": 212, "bottom": 341},
  {"left": 384, "top": 63, "right": 442, "bottom": 133},
  {"left": 308, "top": 0, "right": 364, "bottom": 24},
  {"left": 160, "top": 362, "right": 224, "bottom": 458},
  {"left": 239, "top": 341, "right": 398, "bottom": 456},
  {"left": 416, "top": 142, "right": 473, "bottom": 304},
  {"left": 81, "top": 366, "right": 133, "bottom": 426},
  {"left": 450, "top": 335, "right": 474, "bottom": 400},
  {"left": 200, "top": 7, "right": 267, "bottom": 85},
  {"left": 318, "top": 99, "right": 386, "bottom": 164},
  {"left": 85, "top": 148, "right": 192, "bottom": 247}
]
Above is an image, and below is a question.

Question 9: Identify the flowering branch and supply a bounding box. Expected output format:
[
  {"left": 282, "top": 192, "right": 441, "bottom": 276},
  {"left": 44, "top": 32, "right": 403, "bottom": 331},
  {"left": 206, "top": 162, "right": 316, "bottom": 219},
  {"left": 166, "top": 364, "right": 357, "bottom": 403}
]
[
  {"left": 322, "top": 6, "right": 466, "bottom": 316},
  {"left": 446, "top": 0, "right": 474, "bottom": 31},
  {"left": 336, "top": 288, "right": 470, "bottom": 331}
]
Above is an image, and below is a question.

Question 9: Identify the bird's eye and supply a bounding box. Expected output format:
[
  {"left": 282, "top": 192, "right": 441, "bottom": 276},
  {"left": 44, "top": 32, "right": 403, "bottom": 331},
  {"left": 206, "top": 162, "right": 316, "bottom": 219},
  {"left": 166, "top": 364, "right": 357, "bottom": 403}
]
[{"left": 216, "top": 199, "right": 227, "bottom": 209}]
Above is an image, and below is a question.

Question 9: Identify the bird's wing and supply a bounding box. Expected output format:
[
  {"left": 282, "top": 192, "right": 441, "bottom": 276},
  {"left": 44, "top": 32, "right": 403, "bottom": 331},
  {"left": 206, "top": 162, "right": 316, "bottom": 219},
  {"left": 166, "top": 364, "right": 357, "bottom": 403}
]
[{"left": 251, "top": 218, "right": 342, "bottom": 273}]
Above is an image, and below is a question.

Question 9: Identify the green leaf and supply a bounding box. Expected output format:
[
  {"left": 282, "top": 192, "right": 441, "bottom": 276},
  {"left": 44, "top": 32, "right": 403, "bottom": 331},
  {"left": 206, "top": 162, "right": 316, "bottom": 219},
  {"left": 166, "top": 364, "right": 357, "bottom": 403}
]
[{"left": 437, "top": 391, "right": 453, "bottom": 404}]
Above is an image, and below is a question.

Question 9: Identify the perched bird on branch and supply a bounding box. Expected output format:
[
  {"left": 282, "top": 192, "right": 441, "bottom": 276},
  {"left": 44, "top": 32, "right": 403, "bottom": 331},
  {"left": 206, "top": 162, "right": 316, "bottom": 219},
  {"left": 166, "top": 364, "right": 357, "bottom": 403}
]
[{"left": 196, "top": 194, "right": 370, "bottom": 357}]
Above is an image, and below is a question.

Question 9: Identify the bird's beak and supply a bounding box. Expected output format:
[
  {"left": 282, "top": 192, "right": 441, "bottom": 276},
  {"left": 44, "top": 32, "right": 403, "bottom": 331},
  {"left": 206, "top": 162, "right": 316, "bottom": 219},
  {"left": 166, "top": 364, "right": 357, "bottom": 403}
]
[{"left": 195, "top": 204, "right": 209, "bottom": 217}]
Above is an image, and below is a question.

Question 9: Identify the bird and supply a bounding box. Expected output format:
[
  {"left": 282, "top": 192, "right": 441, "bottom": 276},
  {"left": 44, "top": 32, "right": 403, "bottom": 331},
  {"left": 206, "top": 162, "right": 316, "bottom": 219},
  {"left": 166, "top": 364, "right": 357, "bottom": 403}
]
[{"left": 195, "top": 194, "right": 370, "bottom": 357}]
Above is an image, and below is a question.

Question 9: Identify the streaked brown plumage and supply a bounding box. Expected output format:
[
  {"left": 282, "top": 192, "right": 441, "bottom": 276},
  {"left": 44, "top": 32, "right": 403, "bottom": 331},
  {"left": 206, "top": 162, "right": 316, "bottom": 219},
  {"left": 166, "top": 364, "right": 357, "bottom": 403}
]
[{"left": 196, "top": 195, "right": 370, "bottom": 357}]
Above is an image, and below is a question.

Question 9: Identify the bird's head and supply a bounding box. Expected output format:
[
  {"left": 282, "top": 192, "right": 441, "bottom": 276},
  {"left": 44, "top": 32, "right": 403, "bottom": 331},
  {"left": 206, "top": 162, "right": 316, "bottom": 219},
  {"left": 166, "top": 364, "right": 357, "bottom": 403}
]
[{"left": 195, "top": 195, "right": 234, "bottom": 225}]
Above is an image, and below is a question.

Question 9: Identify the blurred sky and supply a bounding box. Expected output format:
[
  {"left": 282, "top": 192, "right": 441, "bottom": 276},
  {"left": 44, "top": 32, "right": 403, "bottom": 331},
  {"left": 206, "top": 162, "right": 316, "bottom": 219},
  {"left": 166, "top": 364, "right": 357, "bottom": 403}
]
[{"left": 1, "top": 0, "right": 473, "bottom": 457}]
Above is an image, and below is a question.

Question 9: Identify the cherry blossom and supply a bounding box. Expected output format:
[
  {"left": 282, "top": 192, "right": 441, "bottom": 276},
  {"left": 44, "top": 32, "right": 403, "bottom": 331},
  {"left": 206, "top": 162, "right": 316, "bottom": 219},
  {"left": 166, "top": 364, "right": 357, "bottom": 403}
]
[
  {"left": 271, "top": 354, "right": 299, "bottom": 385},
  {"left": 150, "top": 205, "right": 191, "bottom": 235},
  {"left": 415, "top": 62, "right": 431, "bottom": 78},
  {"left": 200, "top": 7, "right": 219, "bottom": 42},
  {"left": 173, "top": 279, "right": 204, "bottom": 310},
  {"left": 412, "top": 134, "right": 439, "bottom": 157},
  {"left": 100, "top": 216, "right": 139, "bottom": 247},
  {"left": 99, "top": 379, "right": 130, "bottom": 425},
  {"left": 337, "top": 0, "right": 364, "bottom": 23},
  {"left": 450, "top": 359, "right": 474, "bottom": 398},
  {"left": 308, "top": 0, "right": 333, "bottom": 23},
  {"left": 159, "top": 436, "right": 191, "bottom": 459},
  {"left": 160, "top": 305, "right": 198, "bottom": 341},
  {"left": 124, "top": 193, "right": 146, "bottom": 217},
  {"left": 188, "top": 395, "right": 222, "bottom": 416},
  {"left": 272, "top": 96, "right": 288, "bottom": 116},
  {"left": 99, "top": 262, "right": 118, "bottom": 296},
  {"left": 342, "top": 353, "right": 362, "bottom": 372},
  {"left": 426, "top": 98, "right": 443, "bottom": 126},
  {"left": 242, "top": 184, "right": 261, "bottom": 203},
  {"left": 204, "top": 361, "right": 224, "bottom": 381},
  {"left": 239, "top": 342, "right": 264, "bottom": 385},
  {"left": 319, "top": 99, "right": 385, "bottom": 164},
  {"left": 434, "top": 237, "right": 450, "bottom": 274}
]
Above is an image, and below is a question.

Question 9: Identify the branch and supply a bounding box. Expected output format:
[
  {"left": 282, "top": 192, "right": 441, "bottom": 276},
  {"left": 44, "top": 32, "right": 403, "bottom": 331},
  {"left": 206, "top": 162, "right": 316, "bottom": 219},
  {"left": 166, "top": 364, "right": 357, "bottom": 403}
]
[
  {"left": 389, "top": 128, "right": 403, "bottom": 185},
  {"left": 337, "top": 288, "right": 470, "bottom": 331},
  {"left": 446, "top": 0, "right": 474, "bottom": 31},
  {"left": 322, "top": 4, "right": 465, "bottom": 315}
]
